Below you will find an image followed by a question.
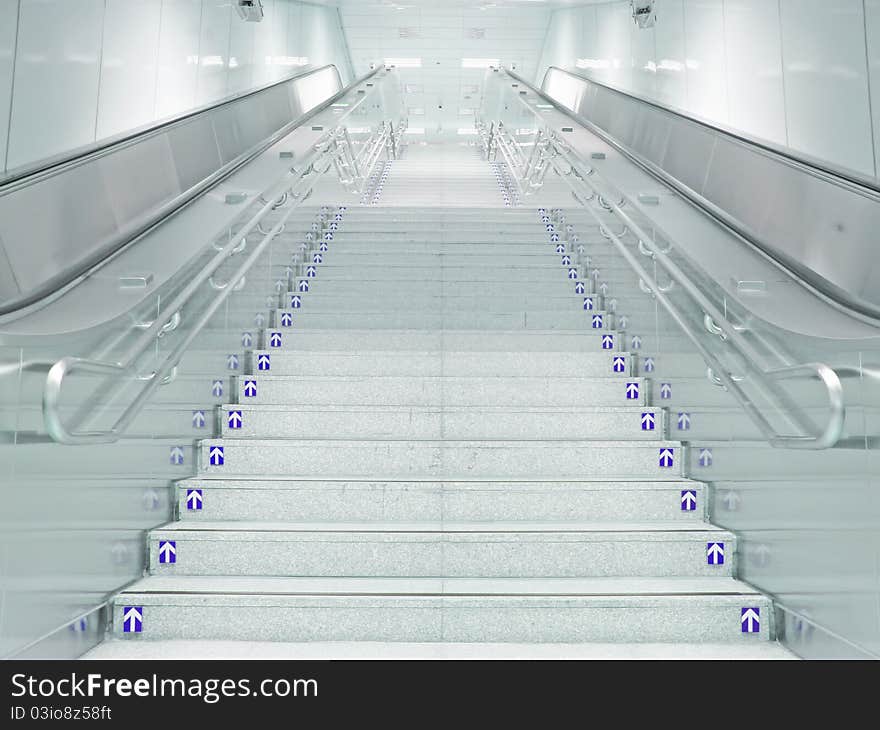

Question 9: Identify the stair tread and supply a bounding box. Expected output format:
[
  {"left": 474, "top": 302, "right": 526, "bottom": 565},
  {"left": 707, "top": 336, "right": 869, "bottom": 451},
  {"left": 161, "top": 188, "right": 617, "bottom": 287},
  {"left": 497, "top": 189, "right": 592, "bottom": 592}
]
[
  {"left": 82, "top": 640, "right": 795, "bottom": 660},
  {"left": 176, "top": 477, "right": 702, "bottom": 485},
  {"left": 201, "top": 439, "right": 679, "bottom": 447},
  {"left": 220, "top": 405, "right": 657, "bottom": 413},
  {"left": 120, "top": 575, "right": 761, "bottom": 597},
  {"left": 152, "top": 520, "right": 727, "bottom": 534}
]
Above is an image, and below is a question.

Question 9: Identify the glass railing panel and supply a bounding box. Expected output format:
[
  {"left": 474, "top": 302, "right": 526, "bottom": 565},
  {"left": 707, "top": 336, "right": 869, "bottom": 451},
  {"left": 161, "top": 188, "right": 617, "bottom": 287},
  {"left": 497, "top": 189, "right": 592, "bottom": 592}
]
[
  {"left": 481, "top": 67, "right": 880, "bottom": 656},
  {"left": 0, "top": 67, "right": 406, "bottom": 657}
]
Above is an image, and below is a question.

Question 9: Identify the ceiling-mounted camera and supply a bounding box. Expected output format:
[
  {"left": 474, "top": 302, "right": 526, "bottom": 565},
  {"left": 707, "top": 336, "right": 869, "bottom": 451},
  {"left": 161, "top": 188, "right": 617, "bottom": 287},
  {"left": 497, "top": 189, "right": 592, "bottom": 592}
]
[
  {"left": 631, "top": 1, "right": 657, "bottom": 29},
  {"left": 236, "top": 0, "right": 264, "bottom": 22}
]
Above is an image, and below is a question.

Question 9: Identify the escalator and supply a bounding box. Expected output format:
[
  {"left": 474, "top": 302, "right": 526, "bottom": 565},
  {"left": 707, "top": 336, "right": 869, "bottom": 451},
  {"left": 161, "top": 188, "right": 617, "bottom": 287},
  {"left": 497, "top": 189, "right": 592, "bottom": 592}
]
[{"left": 1, "top": 62, "right": 877, "bottom": 660}]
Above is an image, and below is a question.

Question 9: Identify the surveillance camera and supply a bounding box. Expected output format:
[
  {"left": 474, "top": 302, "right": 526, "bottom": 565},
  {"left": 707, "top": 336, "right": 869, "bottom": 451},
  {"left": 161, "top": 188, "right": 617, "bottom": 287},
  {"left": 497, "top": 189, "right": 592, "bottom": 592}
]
[
  {"left": 631, "top": 0, "right": 656, "bottom": 28},
  {"left": 236, "top": 0, "right": 264, "bottom": 22}
]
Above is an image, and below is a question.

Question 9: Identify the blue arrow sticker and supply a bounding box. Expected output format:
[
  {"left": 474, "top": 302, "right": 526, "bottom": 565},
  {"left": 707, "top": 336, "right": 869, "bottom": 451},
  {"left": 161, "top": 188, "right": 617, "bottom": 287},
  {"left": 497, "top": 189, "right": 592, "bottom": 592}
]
[
  {"left": 306, "top": 266, "right": 317, "bottom": 278},
  {"left": 598, "top": 283, "right": 609, "bottom": 295},
  {"left": 257, "top": 354, "right": 271, "bottom": 371},
  {"left": 313, "top": 253, "right": 323, "bottom": 264},
  {"left": 158, "top": 540, "right": 176, "bottom": 564},
  {"left": 698, "top": 448, "right": 713, "bottom": 467},
  {"left": 575, "top": 282, "right": 586, "bottom": 294},
  {"left": 641, "top": 412, "right": 655, "bottom": 431},
  {"left": 751, "top": 544, "right": 771, "bottom": 568},
  {"left": 298, "top": 280, "right": 310, "bottom": 292},
  {"left": 592, "top": 314, "right": 603, "bottom": 329},
  {"left": 254, "top": 313, "right": 265, "bottom": 327},
  {"left": 562, "top": 256, "right": 571, "bottom": 266},
  {"left": 226, "top": 354, "right": 239, "bottom": 370},
  {"left": 122, "top": 606, "right": 143, "bottom": 633},
  {"left": 208, "top": 446, "right": 224, "bottom": 466},
  {"left": 707, "top": 542, "right": 725, "bottom": 565},
  {"left": 192, "top": 410, "right": 206, "bottom": 429},
  {"left": 169, "top": 446, "right": 184, "bottom": 465},
  {"left": 659, "top": 448, "right": 674, "bottom": 468},
  {"left": 722, "top": 490, "right": 740, "bottom": 511},
  {"left": 551, "top": 233, "right": 560, "bottom": 242},
  {"left": 241, "top": 332, "right": 253, "bottom": 348},
  {"left": 741, "top": 607, "right": 760, "bottom": 633},
  {"left": 626, "top": 382, "right": 640, "bottom": 400},
  {"left": 269, "top": 331, "right": 282, "bottom": 348},
  {"left": 681, "top": 489, "right": 697, "bottom": 511},
  {"left": 631, "top": 335, "right": 642, "bottom": 349},
  {"left": 280, "top": 312, "right": 293, "bottom": 327},
  {"left": 556, "top": 244, "right": 566, "bottom": 254},
  {"left": 644, "top": 357, "right": 655, "bottom": 372},
  {"left": 290, "top": 295, "right": 302, "bottom": 308},
  {"left": 612, "top": 356, "right": 626, "bottom": 373},
  {"left": 601, "top": 334, "right": 615, "bottom": 350},
  {"left": 243, "top": 379, "right": 257, "bottom": 398},
  {"left": 584, "top": 298, "right": 594, "bottom": 311},
  {"left": 567, "top": 268, "right": 578, "bottom": 280},
  {"left": 677, "top": 412, "right": 691, "bottom": 430},
  {"left": 546, "top": 224, "right": 555, "bottom": 232},
  {"left": 660, "top": 382, "right": 672, "bottom": 399},
  {"left": 186, "top": 489, "right": 203, "bottom": 510},
  {"left": 227, "top": 410, "right": 242, "bottom": 429},
  {"left": 319, "top": 242, "right": 328, "bottom": 252}
]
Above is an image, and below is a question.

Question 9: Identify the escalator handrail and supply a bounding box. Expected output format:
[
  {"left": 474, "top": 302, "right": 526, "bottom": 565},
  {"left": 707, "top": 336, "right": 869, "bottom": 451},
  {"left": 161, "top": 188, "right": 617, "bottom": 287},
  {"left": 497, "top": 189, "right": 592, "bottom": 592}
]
[
  {"left": 520, "top": 66, "right": 880, "bottom": 325},
  {"left": 1, "top": 64, "right": 337, "bottom": 191},
  {"left": 42, "top": 73, "right": 396, "bottom": 445},
  {"left": 488, "top": 71, "right": 846, "bottom": 450},
  {"left": 0, "top": 65, "right": 371, "bottom": 320}
]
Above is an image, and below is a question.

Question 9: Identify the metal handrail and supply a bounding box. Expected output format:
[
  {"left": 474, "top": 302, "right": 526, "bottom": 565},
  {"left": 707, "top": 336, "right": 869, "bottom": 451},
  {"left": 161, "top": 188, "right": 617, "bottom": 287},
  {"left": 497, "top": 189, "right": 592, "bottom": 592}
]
[
  {"left": 43, "top": 76, "right": 400, "bottom": 445},
  {"left": 484, "top": 72, "right": 846, "bottom": 450},
  {"left": 0, "top": 65, "right": 369, "bottom": 321}
]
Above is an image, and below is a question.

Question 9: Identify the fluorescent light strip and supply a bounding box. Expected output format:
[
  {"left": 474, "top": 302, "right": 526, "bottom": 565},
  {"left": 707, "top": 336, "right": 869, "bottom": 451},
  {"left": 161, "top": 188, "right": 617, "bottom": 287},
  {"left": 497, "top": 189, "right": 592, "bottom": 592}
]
[{"left": 385, "top": 57, "right": 422, "bottom": 68}]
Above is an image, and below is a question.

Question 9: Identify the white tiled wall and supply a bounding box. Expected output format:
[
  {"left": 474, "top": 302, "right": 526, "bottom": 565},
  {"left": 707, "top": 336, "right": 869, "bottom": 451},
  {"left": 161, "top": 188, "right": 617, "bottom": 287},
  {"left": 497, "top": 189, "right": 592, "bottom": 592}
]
[
  {"left": 96, "top": 0, "right": 163, "bottom": 140},
  {"left": 538, "top": 0, "right": 880, "bottom": 179},
  {"left": 0, "top": 0, "right": 353, "bottom": 175},
  {"left": 7, "top": 0, "right": 105, "bottom": 170},
  {"left": 340, "top": 4, "right": 551, "bottom": 139},
  {"left": 0, "top": 0, "right": 17, "bottom": 170}
]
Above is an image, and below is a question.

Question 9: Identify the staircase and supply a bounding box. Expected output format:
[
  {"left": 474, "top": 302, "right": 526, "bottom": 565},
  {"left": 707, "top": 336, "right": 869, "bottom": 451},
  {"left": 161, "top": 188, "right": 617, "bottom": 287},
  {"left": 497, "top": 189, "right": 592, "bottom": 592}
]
[{"left": 94, "top": 191, "right": 790, "bottom": 657}]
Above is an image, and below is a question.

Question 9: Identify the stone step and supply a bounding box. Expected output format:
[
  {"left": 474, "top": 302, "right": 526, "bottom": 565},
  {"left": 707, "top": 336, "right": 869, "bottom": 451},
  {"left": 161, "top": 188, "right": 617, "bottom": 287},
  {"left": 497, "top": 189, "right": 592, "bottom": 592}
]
[
  {"left": 146, "top": 521, "right": 736, "bottom": 578},
  {"left": 232, "top": 375, "right": 648, "bottom": 407},
  {"left": 174, "top": 478, "right": 707, "bottom": 523},
  {"left": 235, "top": 350, "right": 633, "bottom": 377},
  {"left": 216, "top": 405, "right": 665, "bottom": 440},
  {"left": 110, "top": 575, "right": 775, "bottom": 642},
  {"left": 198, "top": 328, "right": 633, "bottom": 352},
  {"left": 195, "top": 439, "right": 686, "bottom": 479}
]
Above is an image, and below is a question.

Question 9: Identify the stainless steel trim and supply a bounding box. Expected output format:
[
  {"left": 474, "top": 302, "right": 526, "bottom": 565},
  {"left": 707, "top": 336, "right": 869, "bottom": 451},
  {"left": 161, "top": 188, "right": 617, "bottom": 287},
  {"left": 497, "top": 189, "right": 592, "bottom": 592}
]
[
  {"left": 42, "top": 74, "right": 399, "bottom": 444},
  {"left": 485, "top": 73, "right": 845, "bottom": 449},
  {"left": 0, "top": 66, "right": 378, "bottom": 320},
  {"left": 521, "top": 67, "right": 880, "bottom": 324}
]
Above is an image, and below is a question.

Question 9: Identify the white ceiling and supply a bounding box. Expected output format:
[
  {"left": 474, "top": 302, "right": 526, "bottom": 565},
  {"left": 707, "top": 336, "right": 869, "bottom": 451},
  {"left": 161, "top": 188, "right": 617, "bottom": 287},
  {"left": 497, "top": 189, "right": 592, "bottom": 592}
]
[
  {"left": 332, "top": 1, "right": 588, "bottom": 6},
  {"left": 339, "top": 3, "right": 555, "bottom": 137}
]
